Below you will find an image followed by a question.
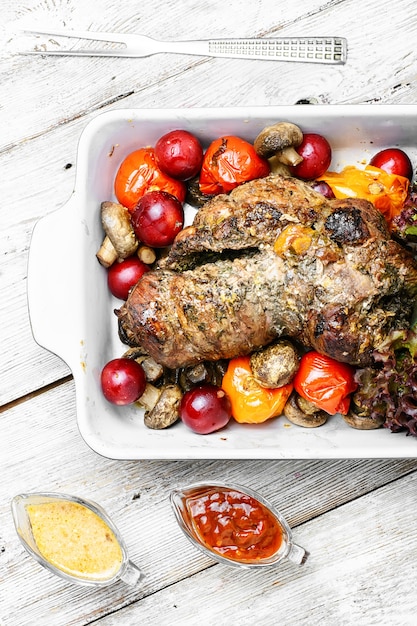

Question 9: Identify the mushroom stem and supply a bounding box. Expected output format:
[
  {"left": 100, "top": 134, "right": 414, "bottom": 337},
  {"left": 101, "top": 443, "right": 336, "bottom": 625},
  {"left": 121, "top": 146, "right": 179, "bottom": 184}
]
[
  {"left": 96, "top": 235, "right": 118, "bottom": 268},
  {"left": 277, "top": 146, "right": 303, "bottom": 167},
  {"left": 136, "top": 383, "right": 161, "bottom": 412},
  {"left": 137, "top": 245, "right": 156, "bottom": 265}
]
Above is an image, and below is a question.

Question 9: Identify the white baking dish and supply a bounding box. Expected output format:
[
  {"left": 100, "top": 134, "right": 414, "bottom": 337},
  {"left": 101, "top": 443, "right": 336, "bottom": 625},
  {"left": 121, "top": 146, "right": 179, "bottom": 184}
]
[{"left": 27, "top": 105, "right": 417, "bottom": 459}]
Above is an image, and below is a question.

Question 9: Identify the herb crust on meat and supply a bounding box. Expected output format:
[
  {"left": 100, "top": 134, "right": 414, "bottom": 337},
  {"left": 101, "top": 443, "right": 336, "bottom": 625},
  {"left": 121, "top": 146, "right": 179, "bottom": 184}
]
[{"left": 117, "top": 174, "right": 417, "bottom": 369}]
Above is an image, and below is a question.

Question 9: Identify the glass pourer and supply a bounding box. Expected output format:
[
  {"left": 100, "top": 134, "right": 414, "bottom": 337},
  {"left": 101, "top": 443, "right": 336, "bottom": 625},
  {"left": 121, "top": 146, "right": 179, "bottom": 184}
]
[
  {"left": 170, "top": 482, "right": 308, "bottom": 569},
  {"left": 11, "top": 492, "right": 142, "bottom": 587}
]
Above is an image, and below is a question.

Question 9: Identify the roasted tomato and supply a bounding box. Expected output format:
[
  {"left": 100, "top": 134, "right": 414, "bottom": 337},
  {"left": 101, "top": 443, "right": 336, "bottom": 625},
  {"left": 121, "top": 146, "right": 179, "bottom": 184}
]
[
  {"left": 114, "top": 147, "right": 186, "bottom": 212},
  {"left": 293, "top": 351, "right": 357, "bottom": 415},
  {"left": 199, "top": 136, "right": 270, "bottom": 195}
]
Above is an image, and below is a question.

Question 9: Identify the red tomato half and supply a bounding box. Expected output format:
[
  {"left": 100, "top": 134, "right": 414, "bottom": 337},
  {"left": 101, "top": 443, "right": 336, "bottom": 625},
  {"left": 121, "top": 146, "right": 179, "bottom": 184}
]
[
  {"left": 114, "top": 147, "right": 186, "bottom": 212},
  {"left": 199, "top": 136, "right": 270, "bottom": 195},
  {"left": 293, "top": 351, "right": 357, "bottom": 415}
]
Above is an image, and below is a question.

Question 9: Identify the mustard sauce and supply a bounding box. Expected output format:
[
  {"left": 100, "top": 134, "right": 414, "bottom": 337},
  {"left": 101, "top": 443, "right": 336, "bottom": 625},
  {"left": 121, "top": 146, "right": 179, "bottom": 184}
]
[{"left": 26, "top": 500, "right": 123, "bottom": 581}]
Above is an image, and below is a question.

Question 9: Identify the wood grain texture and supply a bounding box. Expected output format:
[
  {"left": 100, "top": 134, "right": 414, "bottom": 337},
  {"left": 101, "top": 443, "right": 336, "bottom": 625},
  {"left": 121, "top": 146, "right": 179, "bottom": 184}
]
[{"left": 1, "top": 0, "right": 417, "bottom": 624}]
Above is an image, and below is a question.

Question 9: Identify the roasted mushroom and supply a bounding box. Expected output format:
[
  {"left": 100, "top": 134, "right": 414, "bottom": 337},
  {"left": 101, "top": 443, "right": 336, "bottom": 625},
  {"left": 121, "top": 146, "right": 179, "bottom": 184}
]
[
  {"left": 142, "top": 384, "right": 182, "bottom": 430},
  {"left": 136, "top": 381, "right": 182, "bottom": 429},
  {"left": 283, "top": 392, "right": 328, "bottom": 428},
  {"left": 97, "top": 201, "right": 138, "bottom": 267},
  {"left": 250, "top": 340, "right": 300, "bottom": 388},
  {"left": 186, "top": 176, "right": 215, "bottom": 208},
  {"left": 342, "top": 409, "right": 385, "bottom": 430},
  {"left": 122, "top": 347, "right": 164, "bottom": 383},
  {"left": 178, "top": 360, "right": 229, "bottom": 392},
  {"left": 254, "top": 122, "right": 303, "bottom": 167}
]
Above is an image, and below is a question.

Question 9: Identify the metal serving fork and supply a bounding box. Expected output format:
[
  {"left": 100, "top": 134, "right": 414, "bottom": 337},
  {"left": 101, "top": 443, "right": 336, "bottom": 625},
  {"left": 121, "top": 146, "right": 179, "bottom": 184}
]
[{"left": 20, "top": 29, "right": 347, "bottom": 64}]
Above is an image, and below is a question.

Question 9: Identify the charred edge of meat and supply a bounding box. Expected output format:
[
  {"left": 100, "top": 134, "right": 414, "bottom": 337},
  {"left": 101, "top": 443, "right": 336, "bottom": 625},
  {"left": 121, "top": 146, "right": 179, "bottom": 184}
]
[
  {"left": 116, "top": 308, "right": 140, "bottom": 347},
  {"left": 159, "top": 246, "right": 262, "bottom": 272},
  {"left": 324, "top": 207, "right": 370, "bottom": 245},
  {"left": 306, "top": 306, "right": 376, "bottom": 365}
]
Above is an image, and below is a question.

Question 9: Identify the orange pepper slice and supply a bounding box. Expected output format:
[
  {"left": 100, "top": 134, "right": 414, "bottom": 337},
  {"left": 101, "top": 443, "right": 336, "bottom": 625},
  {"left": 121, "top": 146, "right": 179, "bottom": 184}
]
[
  {"left": 221, "top": 356, "right": 293, "bottom": 424},
  {"left": 319, "top": 165, "right": 409, "bottom": 229}
]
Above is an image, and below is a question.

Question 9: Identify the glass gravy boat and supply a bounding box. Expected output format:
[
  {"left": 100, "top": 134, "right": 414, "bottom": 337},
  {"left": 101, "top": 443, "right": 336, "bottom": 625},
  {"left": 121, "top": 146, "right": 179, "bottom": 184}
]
[
  {"left": 170, "top": 482, "right": 308, "bottom": 568},
  {"left": 11, "top": 492, "right": 142, "bottom": 587}
]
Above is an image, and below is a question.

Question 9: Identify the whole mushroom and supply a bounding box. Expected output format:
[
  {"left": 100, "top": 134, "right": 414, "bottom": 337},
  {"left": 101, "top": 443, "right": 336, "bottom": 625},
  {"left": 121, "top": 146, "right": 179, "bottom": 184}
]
[
  {"left": 254, "top": 122, "right": 304, "bottom": 167},
  {"left": 342, "top": 410, "right": 385, "bottom": 430},
  {"left": 97, "top": 201, "right": 139, "bottom": 267},
  {"left": 283, "top": 392, "right": 328, "bottom": 428},
  {"left": 250, "top": 340, "right": 300, "bottom": 388}
]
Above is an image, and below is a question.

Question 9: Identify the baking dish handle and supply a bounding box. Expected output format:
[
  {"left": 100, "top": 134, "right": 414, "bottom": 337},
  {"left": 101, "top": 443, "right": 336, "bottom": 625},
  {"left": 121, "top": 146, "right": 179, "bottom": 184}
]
[{"left": 27, "top": 197, "right": 85, "bottom": 365}]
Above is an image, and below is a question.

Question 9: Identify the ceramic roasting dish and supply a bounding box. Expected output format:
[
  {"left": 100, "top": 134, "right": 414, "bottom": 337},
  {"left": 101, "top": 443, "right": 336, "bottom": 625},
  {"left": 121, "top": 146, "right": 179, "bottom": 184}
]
[{"left": 27, "top": 105, "right": 417, "bottom": 459}]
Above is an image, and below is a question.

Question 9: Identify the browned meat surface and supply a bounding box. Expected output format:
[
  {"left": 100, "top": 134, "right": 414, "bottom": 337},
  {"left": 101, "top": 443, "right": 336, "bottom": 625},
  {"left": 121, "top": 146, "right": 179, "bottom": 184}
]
[
  {"left": 163, "top": 174, "right": 330, "bottom": 270},
  {"left": 117, "top": 174, "right": 417, "bottom": 369}
]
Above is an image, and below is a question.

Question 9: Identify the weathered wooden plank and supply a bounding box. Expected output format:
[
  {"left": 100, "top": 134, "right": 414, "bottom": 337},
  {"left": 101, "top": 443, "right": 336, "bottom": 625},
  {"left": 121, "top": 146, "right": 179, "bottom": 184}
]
[{"left": 0, "top": 0, "right": 333, "bottom": 148}]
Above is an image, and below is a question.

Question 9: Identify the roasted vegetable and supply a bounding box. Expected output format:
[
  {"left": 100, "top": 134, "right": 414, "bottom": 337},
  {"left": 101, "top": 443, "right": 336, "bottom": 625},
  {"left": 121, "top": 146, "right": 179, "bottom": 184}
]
[
  {"left": 199, "top": 136, "right": 270, "bottom": 195},
  {"left": 319, "top": 165, "right": 409, "bottom": 230},
  {"left": 250, "top": 340, "right": 300, "bottom": 388},
  {"left": 254, "top": 122, "right": 303, "bottom": 166},
  {"left": 342, "top": 409, "right": 385, "bottom": 430},
  {"left": 284, "top": 391, "right": 328, "bottom": 427},
  {"left": 114, "top": 147, "right": 186, "bottom": 211},
  {"left": 221, "top": 355, "right": 293, "bottom": 424},
  {"left": 293, "top": 351, "right": 357, "bottom": 415},
  {"left": 97, "top": 201, "right": 139, "bottom": 267},
  {"left": 143, "top": 384, "right": 182, "bottom": 430}
]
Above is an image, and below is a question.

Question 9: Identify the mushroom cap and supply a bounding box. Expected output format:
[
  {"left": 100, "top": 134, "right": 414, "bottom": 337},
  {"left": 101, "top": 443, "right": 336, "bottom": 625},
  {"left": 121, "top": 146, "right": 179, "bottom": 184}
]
[
  {"left": 254, "top": 122, "right": 303, "bottom": 159},
  {"left": 283, "top": 392, "right": 328, "bottom": 428},
  {"left": 342, "top": 411, "right": 385, "bottom": 430},
  {"left": 144, "top": 384, "right": 182, "bottom": 429},
  {"left": 250, "top": 340, "right": 299, "bottom": 388}
]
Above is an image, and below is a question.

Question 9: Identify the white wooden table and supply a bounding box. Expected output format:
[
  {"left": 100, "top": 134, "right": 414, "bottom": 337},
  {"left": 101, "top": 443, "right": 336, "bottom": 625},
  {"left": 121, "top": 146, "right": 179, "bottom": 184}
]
[{"left": 1, "top": 1, "right": 417, "bottom": 624}]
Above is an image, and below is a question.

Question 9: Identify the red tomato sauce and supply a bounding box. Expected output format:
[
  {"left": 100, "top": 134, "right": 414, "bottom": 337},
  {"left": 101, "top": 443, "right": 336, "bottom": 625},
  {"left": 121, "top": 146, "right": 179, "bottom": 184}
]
[{"left": 185, "top": 487, "right": 283, "bottom": 563}]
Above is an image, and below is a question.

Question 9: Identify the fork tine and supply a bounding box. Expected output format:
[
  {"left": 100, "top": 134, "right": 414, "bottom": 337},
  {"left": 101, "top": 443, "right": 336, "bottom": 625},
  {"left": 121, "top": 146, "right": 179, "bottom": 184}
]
[{"left": 21, "top": 28, "right": 127, "bottom": 45}]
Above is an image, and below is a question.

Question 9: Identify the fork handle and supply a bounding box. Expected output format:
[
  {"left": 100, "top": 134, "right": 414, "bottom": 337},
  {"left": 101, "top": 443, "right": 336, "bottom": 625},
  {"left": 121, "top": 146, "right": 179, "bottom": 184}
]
[{"left": 166, "top": 37, "right": 347, "bottom": 65}]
